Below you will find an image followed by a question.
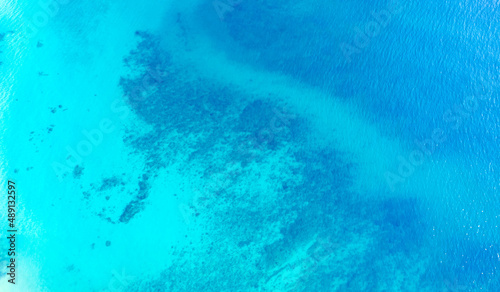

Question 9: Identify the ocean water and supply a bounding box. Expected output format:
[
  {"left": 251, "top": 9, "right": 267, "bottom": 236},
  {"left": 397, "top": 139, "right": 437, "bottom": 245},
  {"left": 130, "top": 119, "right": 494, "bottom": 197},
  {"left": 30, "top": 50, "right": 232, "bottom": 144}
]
[{"left": 0, "top": 0, "right": 499, "bottom": 291}]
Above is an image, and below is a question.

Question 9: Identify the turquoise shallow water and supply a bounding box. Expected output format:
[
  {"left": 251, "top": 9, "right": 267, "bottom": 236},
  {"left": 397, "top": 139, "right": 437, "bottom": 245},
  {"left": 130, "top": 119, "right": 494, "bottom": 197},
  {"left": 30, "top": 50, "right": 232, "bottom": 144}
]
[{"left": 0, "top": 0, "right": 499, "bottom": 291}]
